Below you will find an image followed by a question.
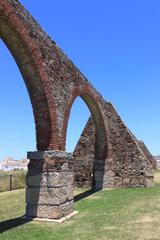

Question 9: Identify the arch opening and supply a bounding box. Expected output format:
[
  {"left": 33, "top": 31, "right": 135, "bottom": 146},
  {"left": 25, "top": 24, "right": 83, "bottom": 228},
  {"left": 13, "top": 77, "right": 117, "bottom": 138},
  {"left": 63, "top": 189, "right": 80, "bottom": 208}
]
[
  {"left": 66, "top": 96, "right": 90, "bottom": 153},
  {"left": 65, "top": 92, "right": 108, "bottom": 190}
]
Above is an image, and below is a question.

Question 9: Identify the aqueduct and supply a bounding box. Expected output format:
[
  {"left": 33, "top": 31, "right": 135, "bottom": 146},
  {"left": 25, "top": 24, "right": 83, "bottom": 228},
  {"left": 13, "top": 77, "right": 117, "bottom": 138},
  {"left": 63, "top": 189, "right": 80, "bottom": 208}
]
[{"left": 0, "top": 0, "right": 155, "bottom": 220}]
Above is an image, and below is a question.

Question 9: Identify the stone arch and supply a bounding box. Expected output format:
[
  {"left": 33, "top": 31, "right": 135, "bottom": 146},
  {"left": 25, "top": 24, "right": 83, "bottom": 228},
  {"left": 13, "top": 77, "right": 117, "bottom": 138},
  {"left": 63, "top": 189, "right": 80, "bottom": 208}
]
[
  {"left": 62, "top": 85, "right": 108, "bottom": 160},
  {"left": 62, "top": 85, "right": 109, "bottom": 189},
  {"left": 63, "top": 85, "right": 108, "bottom": 159},
  {"left": 0, "top": 0, "right": 59, "bottom": 150}
]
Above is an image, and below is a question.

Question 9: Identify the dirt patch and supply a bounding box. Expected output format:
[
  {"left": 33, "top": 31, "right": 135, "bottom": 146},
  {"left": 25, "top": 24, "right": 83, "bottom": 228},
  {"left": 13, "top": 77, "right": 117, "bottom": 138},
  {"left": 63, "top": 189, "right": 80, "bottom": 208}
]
[
  {"left": 154, "top": 171, "right": 160, "bottom": 184},
  {"left": 104, "top": 226, "right": 117, "bottom": 230},
  {"left": 87, "top": 195, "right": 100, "bottom": 200},
  {"left": 131, "top": 215, "right": 156, "bottom": 224}
]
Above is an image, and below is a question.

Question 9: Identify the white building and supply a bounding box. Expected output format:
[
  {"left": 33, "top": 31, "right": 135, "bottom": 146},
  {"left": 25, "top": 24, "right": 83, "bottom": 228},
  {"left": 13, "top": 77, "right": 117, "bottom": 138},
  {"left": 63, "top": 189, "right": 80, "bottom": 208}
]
[{"left": 0, "top": 158, "right": 29, "bottom": 171}]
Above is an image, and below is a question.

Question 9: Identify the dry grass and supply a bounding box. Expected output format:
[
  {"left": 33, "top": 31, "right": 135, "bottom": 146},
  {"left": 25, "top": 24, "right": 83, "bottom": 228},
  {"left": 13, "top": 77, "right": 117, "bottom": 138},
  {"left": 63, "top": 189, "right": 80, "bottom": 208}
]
[
  {"left": 0, "top": 170, "right": 26, "bottom": 192},
  {"left": 154, "top": 168, "right": 160, "bottom": 186},
  {"left": 1, "top": 170, "right": 160, "bottom": 240}
]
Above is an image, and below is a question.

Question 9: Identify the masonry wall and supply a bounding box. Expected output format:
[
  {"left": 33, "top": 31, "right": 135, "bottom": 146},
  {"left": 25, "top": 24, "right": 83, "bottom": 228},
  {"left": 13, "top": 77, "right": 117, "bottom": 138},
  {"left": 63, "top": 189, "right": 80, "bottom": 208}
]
[
  {"left": 73, "top": 118, "right": 95, "bottom": 187},
  {"left": 138, "top": 141, "right": 157, "bottom": 169},
  {"left": 13, "top": 0, "right": 105, "bottom": 144},
  {"left": 73, "top": 102, "right": 154, "bottom": 188}
]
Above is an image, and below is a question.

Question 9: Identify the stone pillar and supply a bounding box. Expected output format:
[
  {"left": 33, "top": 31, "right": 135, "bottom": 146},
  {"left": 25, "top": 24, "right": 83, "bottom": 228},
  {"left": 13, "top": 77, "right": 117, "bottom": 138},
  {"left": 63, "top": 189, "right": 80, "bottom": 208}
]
[
  {"left": 25, "top": 151, "right": 74, "bottom": 220},
  {"left": 93, "top": 158, "right": 115, "bottom": 189}
]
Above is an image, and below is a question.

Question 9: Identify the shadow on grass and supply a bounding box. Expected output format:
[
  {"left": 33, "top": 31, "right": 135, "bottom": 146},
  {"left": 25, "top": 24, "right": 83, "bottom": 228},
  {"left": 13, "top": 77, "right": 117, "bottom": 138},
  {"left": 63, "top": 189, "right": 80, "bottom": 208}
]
[
  {"left": 0, "top": 189, "right": 99, "bottom": 233},
  {"left": 74, "top": 189, "right": 99, "bottom": 202},
  {"left": 0, "top": 216, "right": 32, "bottom": 233}
]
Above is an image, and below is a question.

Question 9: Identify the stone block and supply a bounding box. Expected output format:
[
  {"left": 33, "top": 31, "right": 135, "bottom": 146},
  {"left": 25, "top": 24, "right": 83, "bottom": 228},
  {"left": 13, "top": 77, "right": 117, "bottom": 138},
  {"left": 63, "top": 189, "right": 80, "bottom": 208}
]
[
  {"left": 114, "top": 177, "right": 123, "bottom": 188},
  {"left": 144, "top": 168, "right": 154, "bottom": 177},
  {"left": 26, "top": 151, "right": 74, "bottom": 219},
  {"left": 122, "top": 178, "right": 130, "bottom": 187},
  {"left": 26, "top": 172, "right": 74, "bottom": 187},
  {"left": 27, "top": 151, "right": 73, "bottom": 161},
  {"left": 146, "top": 178, "right": 154, "bottom": 187},
  {"left": 26, "top": 185, "right": 73, "bottom": 205},
  {"left": 26, "top": 201, "right": 74, "bottom": 219}
]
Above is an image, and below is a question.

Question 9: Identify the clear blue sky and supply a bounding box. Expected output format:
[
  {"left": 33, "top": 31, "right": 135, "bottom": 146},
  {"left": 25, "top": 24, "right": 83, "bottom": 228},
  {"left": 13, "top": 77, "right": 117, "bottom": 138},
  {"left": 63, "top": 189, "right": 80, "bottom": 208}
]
[{"left": 0, "top": 0, "right": 160, "bottom": 160}]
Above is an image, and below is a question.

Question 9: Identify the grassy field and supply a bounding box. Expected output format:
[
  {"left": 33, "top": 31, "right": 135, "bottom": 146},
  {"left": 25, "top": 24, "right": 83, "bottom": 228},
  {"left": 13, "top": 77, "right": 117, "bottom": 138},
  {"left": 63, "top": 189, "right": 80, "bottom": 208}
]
[
  {"left": 0, "top": 170, "right": 26, "bottom": 192},
  {"left": 0, "top": 171, "right": 160, "bottom": 240}
]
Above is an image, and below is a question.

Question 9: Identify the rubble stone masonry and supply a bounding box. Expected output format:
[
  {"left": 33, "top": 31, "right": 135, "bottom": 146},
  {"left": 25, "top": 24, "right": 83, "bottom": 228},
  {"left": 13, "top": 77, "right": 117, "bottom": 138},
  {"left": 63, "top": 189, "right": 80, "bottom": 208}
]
[{"left": 73, "top": 102, "right": 154, "bottom": 189}]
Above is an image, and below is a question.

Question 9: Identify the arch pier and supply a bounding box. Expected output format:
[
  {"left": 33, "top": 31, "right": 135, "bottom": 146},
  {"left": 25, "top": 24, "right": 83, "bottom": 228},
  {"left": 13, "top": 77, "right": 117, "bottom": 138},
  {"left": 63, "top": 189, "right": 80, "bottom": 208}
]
[{"left": 26, "top": 151, "right": 74, "bottom": 220}]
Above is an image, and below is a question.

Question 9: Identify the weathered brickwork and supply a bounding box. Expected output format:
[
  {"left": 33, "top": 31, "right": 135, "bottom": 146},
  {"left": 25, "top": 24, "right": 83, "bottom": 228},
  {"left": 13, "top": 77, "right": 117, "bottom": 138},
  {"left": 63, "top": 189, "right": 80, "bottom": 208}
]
[
  {"left": 0, "top": 0, "right": 154, "bottom": 220},
  {"left": 0, "top": 0, "right": 108, "bottom": 154},
  {"left": 74, "top": 102, "right": 154, "bottom": 188}
]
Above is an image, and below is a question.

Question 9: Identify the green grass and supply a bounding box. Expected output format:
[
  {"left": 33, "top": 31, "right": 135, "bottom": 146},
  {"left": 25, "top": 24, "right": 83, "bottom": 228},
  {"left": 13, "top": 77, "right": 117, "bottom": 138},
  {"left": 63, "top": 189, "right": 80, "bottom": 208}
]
[{"left": 1, "top": 176, "right": 160, "bottom": 239}]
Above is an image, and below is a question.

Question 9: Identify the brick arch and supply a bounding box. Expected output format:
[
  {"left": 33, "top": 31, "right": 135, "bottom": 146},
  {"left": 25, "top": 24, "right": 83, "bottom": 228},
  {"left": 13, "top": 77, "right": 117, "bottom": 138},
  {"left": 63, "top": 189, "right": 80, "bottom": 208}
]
[
  {"left": 62, "top": 85, "right": 108, "bottom": 160},
  {"left": 0, "top": 0, "right": 59, "bottom": 150}
]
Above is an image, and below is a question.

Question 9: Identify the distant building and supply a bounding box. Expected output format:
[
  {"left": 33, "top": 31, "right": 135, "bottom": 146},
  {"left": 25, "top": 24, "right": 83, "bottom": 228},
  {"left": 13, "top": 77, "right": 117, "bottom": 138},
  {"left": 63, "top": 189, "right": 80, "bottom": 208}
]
[
  {"left": 154, "top": 156, "right": 160, "bottom": 167},
  {"left": 0, "top": 158, "right": 29, "bottom": 171}
]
